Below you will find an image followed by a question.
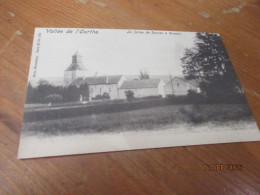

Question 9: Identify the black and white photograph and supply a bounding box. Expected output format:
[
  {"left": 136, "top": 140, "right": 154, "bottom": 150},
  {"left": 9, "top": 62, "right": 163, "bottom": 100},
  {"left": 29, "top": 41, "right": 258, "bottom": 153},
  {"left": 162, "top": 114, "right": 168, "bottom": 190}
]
[{"left": 18, "top": 28, "right": 260, "bottom": 159}]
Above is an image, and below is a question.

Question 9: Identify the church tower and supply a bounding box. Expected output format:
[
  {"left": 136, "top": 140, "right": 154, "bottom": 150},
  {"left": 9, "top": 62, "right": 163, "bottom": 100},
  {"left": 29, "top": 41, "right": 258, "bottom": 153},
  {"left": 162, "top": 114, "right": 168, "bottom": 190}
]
[{"left": 64, "top": 51, "right": 87, "bottom": 86}]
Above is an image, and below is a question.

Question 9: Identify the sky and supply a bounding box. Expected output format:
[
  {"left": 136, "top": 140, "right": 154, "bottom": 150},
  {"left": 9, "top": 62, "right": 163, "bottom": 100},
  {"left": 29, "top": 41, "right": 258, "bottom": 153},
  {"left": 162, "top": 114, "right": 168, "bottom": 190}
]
[{"left": 29, "top": 28, "right": 196, "bottom": 79}]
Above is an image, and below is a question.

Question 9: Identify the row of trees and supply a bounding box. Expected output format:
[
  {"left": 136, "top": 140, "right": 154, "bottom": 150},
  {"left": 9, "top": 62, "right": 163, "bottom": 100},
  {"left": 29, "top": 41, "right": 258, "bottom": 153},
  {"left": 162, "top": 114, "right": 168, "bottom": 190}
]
[
  {"left": 26, "top": 81, "right": 89, "bottom": 103},
  {"left": 26, "top": 83, "right": 138, "bottom": 104},
  {"left": 181, "top": 33, "right": 244, "bottom": 102}
]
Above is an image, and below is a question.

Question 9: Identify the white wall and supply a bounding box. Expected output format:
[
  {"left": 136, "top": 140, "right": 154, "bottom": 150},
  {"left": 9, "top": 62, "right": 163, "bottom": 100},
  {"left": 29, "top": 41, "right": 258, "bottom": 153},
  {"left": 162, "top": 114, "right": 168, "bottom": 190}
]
[
  {"left": 119, "top": 88, "right": 161, "bottom": 99},
  {"left": 165, "top": 80, "right": 197, "bottom": 96},
  {"left": 158, "top": 80, "right": 166, "bottom": 98},
  {"left": 118, "top": 76, "right": 126, "bottom": 88},
  {"left": 88, "top": 76, "right": 126, "bottom": 100},
  {"left": 89, "top": 84, "right": 119, "bottom": 100}
]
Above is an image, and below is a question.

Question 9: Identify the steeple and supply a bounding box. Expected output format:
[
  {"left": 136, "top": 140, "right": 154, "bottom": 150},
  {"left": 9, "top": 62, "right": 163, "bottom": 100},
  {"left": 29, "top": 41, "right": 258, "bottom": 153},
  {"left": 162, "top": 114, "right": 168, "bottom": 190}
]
[
  {"left": 65, "top": 50, "right": 86, "bottom": 71},
  {"left": 64, "top": 51, "right": 88, "bottom": 86}
]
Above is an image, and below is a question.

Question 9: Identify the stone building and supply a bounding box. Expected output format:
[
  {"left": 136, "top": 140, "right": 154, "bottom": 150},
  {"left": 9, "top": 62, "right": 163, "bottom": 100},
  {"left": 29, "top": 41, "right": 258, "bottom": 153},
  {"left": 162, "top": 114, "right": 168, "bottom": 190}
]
[
  {"left": 118, "top": 79, "right": 166, "bottom": 99},
  {"left": 86, "top": 75, "right": 126, "bottom": 100},
  {"left": 164, "top": 77, "right": 200, "bottom": 96},
  {"left": 64, "top": 51, "right": 88, "bottom": 86},
  {"left": 72, "top": 75, "right": 126, "bottom": 100}
]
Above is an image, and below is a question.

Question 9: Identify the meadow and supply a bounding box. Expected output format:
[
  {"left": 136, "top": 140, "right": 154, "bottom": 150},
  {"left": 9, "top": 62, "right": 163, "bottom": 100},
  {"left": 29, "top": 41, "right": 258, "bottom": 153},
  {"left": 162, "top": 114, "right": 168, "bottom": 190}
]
[{"left": 22, "top": 104, "right": 255, "bottom": 136}]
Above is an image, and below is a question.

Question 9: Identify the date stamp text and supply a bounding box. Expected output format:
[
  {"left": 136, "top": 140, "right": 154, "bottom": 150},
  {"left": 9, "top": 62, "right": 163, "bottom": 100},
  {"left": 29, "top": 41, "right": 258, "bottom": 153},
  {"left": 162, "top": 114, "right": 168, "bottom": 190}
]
[{"left": 204, "top": 164, "right": 243, "bottom": 171}]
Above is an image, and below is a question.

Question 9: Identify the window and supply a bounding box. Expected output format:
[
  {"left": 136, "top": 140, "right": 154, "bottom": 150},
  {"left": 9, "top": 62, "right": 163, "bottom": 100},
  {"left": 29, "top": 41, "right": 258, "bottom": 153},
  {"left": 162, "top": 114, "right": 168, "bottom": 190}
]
[{"left": 91, "top": 88, "right": 93, "bottom": 93}]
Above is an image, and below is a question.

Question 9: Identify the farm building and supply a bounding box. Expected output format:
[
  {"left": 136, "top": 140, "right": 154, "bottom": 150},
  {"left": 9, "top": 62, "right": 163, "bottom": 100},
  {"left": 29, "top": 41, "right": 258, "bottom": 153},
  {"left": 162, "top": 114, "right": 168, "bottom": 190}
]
[
  {"left": 64, "top": 51, "right": 126, "bottom": 100},
  {"left": 86, "top": 75, "right": 126, "bottom": 100},
  {"left": 118, "top": 79, "right": 166, "bottom": 99},
  {"left": 72, "top": 75, "right": 126, "bottom": 100},
  {"left": 164, "top": 77, "right": 200, "bottom": 96},
  {"left": 64, "top": 51, "right": 200, "bottom": 100}
]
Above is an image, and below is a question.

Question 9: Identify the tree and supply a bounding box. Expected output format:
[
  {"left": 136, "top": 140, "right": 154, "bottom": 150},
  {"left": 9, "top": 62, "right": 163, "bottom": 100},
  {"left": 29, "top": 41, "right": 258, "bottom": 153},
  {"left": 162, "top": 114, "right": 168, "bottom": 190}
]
[
  {"left": 93, "top": 92, "right": 110, "bottom": 100},
  {"left": 125, "top": 90, "right": 135, "bottom": 101},
  {"left": 26, "top": 82, "right": 36, "bottom": 103},
  {"left": 79, "top": 83, "right": 89, "bottom": 101},
  {"left": 139, "top": 69, "right": 150, "bottom": 80},
  {"left": 181, "top": 33, "right": 243, "bottom": 101},
  {"left": 35, "top": 81, "right": 64, "bottom": 103},
  {"left": 38, "top": 79, "right": 50, "bottom": 86},
  {"left": 102, "top": 92, "right": 110, "bottom": 99},
  {"left": 63, "top": 85, "right": 80, "bottom": 102}
]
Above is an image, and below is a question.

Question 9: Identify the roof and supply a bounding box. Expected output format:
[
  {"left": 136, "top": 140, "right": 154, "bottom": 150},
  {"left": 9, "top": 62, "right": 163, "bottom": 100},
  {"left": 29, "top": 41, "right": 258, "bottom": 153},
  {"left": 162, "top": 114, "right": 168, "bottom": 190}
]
[
  {"left": 119, "top": 79, "right": 162, "bottom": 89},
  {"left": 71, "top": 75, "right": 123, "bottom": 86},
  {"left": 85, "top": 75, "right": 123, "bottom": 85},
  {"left": 65, "top": 52, "right": 87, "bottom": 71},
  {"left": 70, "top": 78, "right": 85, "bottom": 86},
  {"left": 65, "top": 64, "right": 85, "bottom": 71}
]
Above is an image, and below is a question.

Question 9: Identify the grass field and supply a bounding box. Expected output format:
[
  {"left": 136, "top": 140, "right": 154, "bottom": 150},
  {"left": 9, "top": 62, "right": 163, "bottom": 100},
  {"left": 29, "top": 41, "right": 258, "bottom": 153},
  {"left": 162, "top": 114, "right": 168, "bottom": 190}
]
[{"left": 21, "top": 104, "right": 255, "bottom": 136}]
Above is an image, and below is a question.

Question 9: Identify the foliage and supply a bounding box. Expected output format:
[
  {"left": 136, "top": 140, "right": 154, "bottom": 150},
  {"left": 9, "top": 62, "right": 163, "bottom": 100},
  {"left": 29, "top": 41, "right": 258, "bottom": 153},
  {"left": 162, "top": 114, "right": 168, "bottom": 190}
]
[
  {"left": 24, "top": 99, "right": 166, "bottom": 122},
  {"left": 139, "top": 69, "right": 150, "bottom": 80},
  {"left": 23, "top": 104, "right": 253, "bottom": 136},
  {"left": 166, "top": 91, "right": 246, "bottom": 104},
  {"left": 62, "top": 85, "right": 80, "bottom": 102},
  {"left": 181, "top": 33, "right": 243, "bottom": 102},
  {"left": 26, "top": 82, "right": 37, "bottom": 103},
  {"left": 26, "top": 81, "right": 63, "bottom": 103},
  {"left": 26, "top": 80, "right": 89, "bottom": 103},
  {"left": 38, "top": 79, "right": 50, "bottom": 86},
  {"left": 92, "top": 92, "right": 110, "bottom": 100},
  {"left": 102, "top": 92, "right": 110, "bottom": 99},
  {"left": 79, "top": 83, "right": 89, "bottom": 99},
  {"left": 166, "top": 95, "right": 190, "bottom": 104},
  {"left": 135, "top": 95, "right": 163, "bottom": 101},
  {"left": 125, "top": 90, "right": 135, "bottom": 101},
  {"left": 187, "top": 89, "right": 205, "bottom": 103},
  {"left": 44, "top": 94, "right": 63, "bottom": 103}
]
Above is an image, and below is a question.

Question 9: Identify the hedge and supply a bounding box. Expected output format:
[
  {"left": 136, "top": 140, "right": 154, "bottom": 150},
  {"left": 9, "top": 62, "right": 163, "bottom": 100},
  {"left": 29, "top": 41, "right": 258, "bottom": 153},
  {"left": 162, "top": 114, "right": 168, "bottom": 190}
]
[{"left": 23, "top": 99, "right": 167, "bottom": 122}]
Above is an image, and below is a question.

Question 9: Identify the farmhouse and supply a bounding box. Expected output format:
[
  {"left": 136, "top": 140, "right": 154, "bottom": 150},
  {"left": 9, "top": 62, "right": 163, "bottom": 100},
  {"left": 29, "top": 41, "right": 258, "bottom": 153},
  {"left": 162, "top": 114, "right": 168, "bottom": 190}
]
[
  {"left": 86, "top": 75, "right": 125, "bottom": 100},
  {"left": 72, "top": 75, "right": 126, "bottom": 100},
  {"left": 164, "top": 77, "right": 200, "bottom": 96},
  {"left": 118, "top": 79, "right": 166, "bottom": 99}
]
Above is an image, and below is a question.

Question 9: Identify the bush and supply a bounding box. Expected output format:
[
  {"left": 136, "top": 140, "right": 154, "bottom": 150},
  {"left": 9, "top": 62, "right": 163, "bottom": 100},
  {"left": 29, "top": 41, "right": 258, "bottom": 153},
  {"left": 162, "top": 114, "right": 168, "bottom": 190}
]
[
  {"left": 166, "top": 95, "right": 189, "bottom": 104},
  {"left": 166, "top": 91, "right": 247, "bottom": 105},
  {"left": 44, "top": 94, "right": 63, "bottom": 103},
  {"left": 165, "top": 89, "right": 206, "bottom": 104},
  {"left": 187, "top": 89, "right": 205, "bottom": 103},
  {"left": 135, "top": 95, "right": 163, "bottom": 101},
  {"left": 125, "top": 90, "right": 135, "bottom": 101},
  {"left": 92, "top": 92, "right": 110, "bottom": 100}
]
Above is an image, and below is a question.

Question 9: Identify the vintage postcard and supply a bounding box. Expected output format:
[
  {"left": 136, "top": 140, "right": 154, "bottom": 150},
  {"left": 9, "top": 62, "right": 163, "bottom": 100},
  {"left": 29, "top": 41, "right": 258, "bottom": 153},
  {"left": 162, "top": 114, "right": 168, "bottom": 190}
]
[{"left": 18, "top": 28, "right": 260, "bottom": 159}]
